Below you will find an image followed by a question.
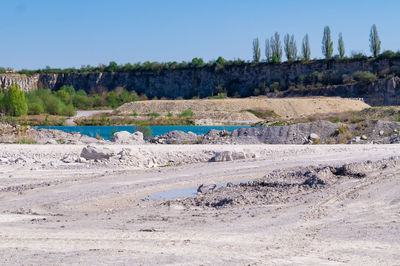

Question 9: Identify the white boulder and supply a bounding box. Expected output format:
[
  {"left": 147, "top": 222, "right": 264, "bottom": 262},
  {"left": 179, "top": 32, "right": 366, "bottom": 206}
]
[{"left": 113, "top": 131, "right": 145, "bottom": 144}]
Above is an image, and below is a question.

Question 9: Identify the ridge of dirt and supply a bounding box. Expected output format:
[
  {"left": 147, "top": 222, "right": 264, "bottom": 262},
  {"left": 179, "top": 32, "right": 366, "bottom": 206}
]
[{"left": 117, "top": 96, "right": 370, "bottom": 123}]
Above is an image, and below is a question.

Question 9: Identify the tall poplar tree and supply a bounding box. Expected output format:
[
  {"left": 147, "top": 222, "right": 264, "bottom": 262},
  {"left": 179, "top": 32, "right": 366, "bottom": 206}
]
[
  {"left": 369, "top": 24, "right": 381, "bottom": 57},
  {"left": 322, "top": 26, "right": 333, "bottom": 59},
  {"left": 252, "top": 38, "right": 261, "bottom": 63},
  {"left": 338, "top": 32, "right": 345, "bottom": 58}
]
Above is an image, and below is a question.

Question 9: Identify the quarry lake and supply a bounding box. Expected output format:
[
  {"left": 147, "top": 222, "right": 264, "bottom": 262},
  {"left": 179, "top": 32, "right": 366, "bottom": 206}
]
[{"left": 36, "top": 125, "right": 252, "bottom": 140}]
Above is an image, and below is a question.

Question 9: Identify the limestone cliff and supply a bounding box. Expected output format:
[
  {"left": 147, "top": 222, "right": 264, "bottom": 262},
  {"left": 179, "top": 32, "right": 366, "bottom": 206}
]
[
  {"left": 1, "top": 58, "right": 400, "bottom": 106},
  {"left": 269, "top": 77, "right": 400, "bottom": 106}
]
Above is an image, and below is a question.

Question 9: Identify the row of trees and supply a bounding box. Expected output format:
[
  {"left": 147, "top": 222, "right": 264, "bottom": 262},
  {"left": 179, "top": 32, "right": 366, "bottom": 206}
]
[
  {"left": 0, "top": 84, "right": 149, "bottom": 117},
  {"left": 253, "top": 24, "right": 382, "bottom": 63}
]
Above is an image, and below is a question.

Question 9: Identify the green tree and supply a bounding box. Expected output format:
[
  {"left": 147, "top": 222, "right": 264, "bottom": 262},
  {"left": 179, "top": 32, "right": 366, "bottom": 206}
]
[
  {"left": 3, "top": 83, "right": 28, "bottom": 116},
  {"left": 369, "top": 24, "right": 381, "bottom": 57},
  {"left": 265, "top": 39, "right": 272, "bottom": 62},
  {"left": 190, "top": 57, "right": 205, "bottom": 67},
  {"left": 216, "top": 56, "right": 226, "bottom": 65},
  {"left": 322, "top": 26, "right": 333, "bottom": 59},
  {"left": 60, "top": 85, "right": 75, "bottom": 95},
  {"left": 271, "top": 32, "right": 282, "bottom": 63},
  {"left": 252, "top": 38, "right": 261, "bottom": 63},
  {"left": 338, "top": 32, "right": 345, "bottom": 58},
  {"left": 54, "top": 90, "right": 70, "bottom": 104},
  {"left": 302, "top": 34, "right": 311, "bottom": 60},
  {"left": 284, "top": 34, "right": 297, "bottom": 61},
  {"left": 106, "top": 91, "right": 118, "bottom": 108}
]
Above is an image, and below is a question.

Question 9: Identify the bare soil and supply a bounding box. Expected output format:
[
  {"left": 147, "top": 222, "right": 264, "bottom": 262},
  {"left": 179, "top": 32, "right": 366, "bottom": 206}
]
[
  {"left": 117, "top": 96, "right": 370, "bottom": 124},
  {"left": 0, "top": 144, "right": 399, "bottom": 264}
]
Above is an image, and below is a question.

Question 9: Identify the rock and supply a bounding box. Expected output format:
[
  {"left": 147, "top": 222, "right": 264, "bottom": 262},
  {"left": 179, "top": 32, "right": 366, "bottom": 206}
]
[
  {"left": 210, "top": 151, "right": 246, "bottom": 162},
  {"left": 113, "top": 131, "right": 145, "bottom": 144},
  {"left": 78, "top": 157, "right": 87, "bottom": 163},
  {"left": 61, "top": 155, "right": 76, "bottom": 163},
  {"left": 197, "top": 182, "right": 217, "bottom": 194},
  {"left": 14, "top": 157, "right": 26, "bottom": 164},
  {"left": 80, "top": 145, "right": 114, "bottom": 160},
  {"left": 45, "top": 139, "right": 58, "bottom": 144},
  {"left": 354, "top": 136, "right": 361, "bottom": 143},
  {"left": 0, "top": 157, "right": 9, "bottom": 164},
  {"left": 361, "top": 135, "right": 368, "bottom": 140},
  {"left": 151, "top": 130, "right": 199, "bottom": 144},
  {"left": 379, "top": 130, "right": 384, "bottom": 136},
  {"left": 309, "top": 133, "right": 320, "bottom": 141}
]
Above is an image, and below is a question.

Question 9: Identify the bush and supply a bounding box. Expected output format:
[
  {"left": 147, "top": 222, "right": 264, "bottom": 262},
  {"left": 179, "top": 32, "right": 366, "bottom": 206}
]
[
  {"left": 150, "top": 112, "right": 160, "bottom": 118},
  {"left": 352, "top": 71, "right": 377, "bottom": 85},
  {"left": 28, "top": 102, "right": 44, "bottom": 115},
  {"left": 60, "top": 85, "right": 75, "bottom": 95},
  {"left": 54, "top": 89, "right": 70, "bottom": 104},
  {"left": 0, "top": 92, "right": 5, "bottom": 113},
  {"left": 3, "top": 83, "right": 28, "bottom": 116},
  {"left": 45, "top": 95, "right": 64, "bottom": 115},
  {"left": 178, "top": 109, "right": 194, "bottom": 117},
  {"left": 73, "top": 95, "right": 93, "bottom": 109},
  {"left": 134, "top": 125, "right": 153, "bottom": 140},
  {"left": 63, "top": 103, "right": 77, "bottom": 116}
]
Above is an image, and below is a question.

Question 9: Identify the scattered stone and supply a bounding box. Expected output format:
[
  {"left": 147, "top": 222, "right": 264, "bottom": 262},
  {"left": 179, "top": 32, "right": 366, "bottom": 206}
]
[
  {"left": 78, "top": 157, "right": 87, "bottom": 163},
  {"left": 45, "top": 139, "right": 58, "bottom": 145},
  {"left": 0, "top": 157, "right": 9, "bottom": 164},
  {"left": 210, "top": 151, "right": 246, "bottom": 162},
  {"left": 379, "top": 130, "right": 384, "bottom": 136},
  {"left": 361, "top": 135, "right": 368, "bottom": 140},
  {"left": 197, "top": 182, "right": 217, "bottom": 194},
  {"left": 151, "top": 130, "right": 199, "bottom": 144},
  {"left": 80, "top": 145, "right": 114, "bottom": 160},
  {"left": 61, "top": 155, "right": 76, "bottom": 164}
]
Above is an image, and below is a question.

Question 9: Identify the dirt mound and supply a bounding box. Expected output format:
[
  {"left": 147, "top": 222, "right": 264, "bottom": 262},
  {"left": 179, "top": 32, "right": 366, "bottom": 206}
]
[
  {"left": 170, "top": 157, "right": 400, "bottom": 209},
  {"left": 117, "top": 96, "right": 369, "bottom": 124}
]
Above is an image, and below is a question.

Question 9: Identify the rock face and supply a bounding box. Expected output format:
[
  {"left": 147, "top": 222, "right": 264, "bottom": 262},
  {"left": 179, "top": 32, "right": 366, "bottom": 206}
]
[
  {"left": 113, "top": 131, "right": 145, "bottom": 144},
  {"left": 230, "top": 120, "right": 338, "bottom": 144},
  {"left": 1, "top": 58, "right": 400, "bottom": 105},
  {"left": 80, "top": 145, "right": 114, "bottom": 160},
  {"left": 269, "top": 76, "right": 400, "bottom": 106}
]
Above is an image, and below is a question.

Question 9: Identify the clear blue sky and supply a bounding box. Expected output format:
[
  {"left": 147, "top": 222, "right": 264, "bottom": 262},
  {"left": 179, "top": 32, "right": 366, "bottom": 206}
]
[{"left": 1, "top": 0, "right": 399, "bottom": 70}]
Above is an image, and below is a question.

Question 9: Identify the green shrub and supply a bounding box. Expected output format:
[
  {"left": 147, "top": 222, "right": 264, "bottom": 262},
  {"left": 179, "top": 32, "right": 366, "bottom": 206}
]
[
  {"left": 45, "top": 95, "right": 64, "bottom": 115},
  {"left": 134, "top": 125, "right": 153, "bottom": 140},
  {"left": 63, "top": 103, "right": 77, "bottom": 116},
  {"left": 269, "top": 82, "right": 280, "bottom": 92},
  {"left": 3, "top": 83, "right": 28, "bottom": 116},
  {"left": 28, "top": 102, "right": 44, "bottom": 115},
  {"left": 60, "top": 85, "right": 75, "bottom": 95},
  {"left": 0, "top": 92, "right": 5, "bottom": 113},
  {"left": 72, "top": 95, "right": 93, "bottom": 109},
  {"left": 54, "top": 89, "right": 70, "bottom": 104},
  {"left": 106, "top": 91, "right": 118, "bottom": 108},
  {"left": 150, "top": 112, "right": 160, "bottom": 118},
  {"left": 352, "top": 71, "right": 377, "bottom": 85},
  {"left": 167, "top": 112, "right": 173, "bottom": 117},
  {"left": 178, "top": 109, "right": 194, "bottom": 117}
]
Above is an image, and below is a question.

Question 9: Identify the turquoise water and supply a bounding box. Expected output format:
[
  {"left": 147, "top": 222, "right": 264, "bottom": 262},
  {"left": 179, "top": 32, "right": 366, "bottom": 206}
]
[{"left": 36, "top": 125, "right": 252, "bottom": 140}]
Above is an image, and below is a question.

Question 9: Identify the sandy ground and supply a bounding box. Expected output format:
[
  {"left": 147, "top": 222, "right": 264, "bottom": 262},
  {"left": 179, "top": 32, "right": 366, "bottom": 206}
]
[
  {"left": 0, "top": 144, "right": 399, "bottom": 265},
  {"left": 117, "top": 96, "right": 370, "bottom": 122}
]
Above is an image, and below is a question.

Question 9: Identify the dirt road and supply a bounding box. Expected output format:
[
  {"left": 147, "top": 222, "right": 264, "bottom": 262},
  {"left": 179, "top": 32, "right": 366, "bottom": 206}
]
[{"left": 0, "top": 144, "right": 399, "bottom": 264}]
